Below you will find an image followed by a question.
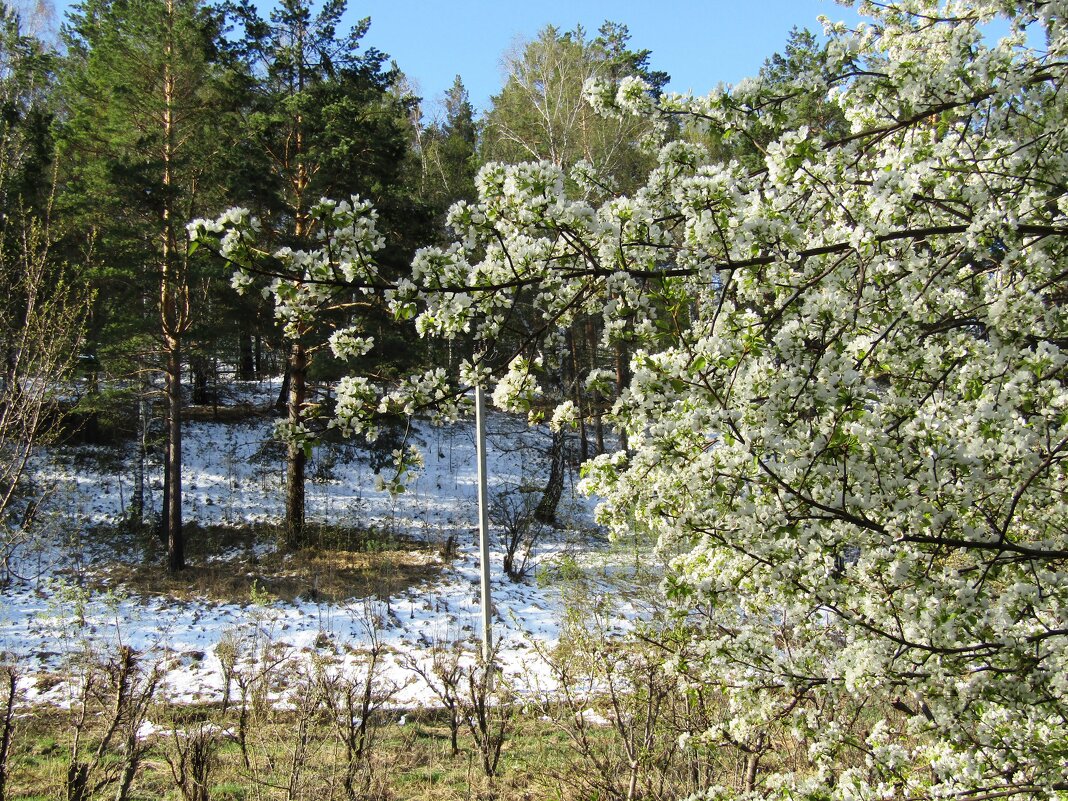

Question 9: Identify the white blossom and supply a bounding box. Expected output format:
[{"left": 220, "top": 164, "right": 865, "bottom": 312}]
[{"left": 411, "top": 2, "right": 1068, "bottom": 795}]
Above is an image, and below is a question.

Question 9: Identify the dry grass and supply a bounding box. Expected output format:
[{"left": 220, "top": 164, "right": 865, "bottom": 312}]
[
  {"left": 71, "top": 521, "right": 444, "bottom": 604},
  {"left": 183, "top": 402, "right": 275, "bottom": 424}
]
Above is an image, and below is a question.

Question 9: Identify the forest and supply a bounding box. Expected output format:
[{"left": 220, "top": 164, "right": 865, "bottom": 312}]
[{"left": 1, "top": 0, "right": 1067, "bottom": 799}]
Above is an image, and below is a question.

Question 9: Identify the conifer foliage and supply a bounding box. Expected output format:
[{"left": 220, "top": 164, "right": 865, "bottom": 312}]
[{"left": 60, "top": 0, "right": 230, "bottom": 570}]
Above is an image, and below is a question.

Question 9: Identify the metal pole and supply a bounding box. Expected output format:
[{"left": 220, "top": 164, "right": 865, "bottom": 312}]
[{"left": 475, "top": 383, "right": 493, "bottom": 666}]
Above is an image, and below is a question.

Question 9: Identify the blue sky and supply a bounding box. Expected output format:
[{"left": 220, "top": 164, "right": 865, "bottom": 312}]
[
  {"left": 338, "top": 1, "right": 863, "bottom": 118},
  {"left": 40, "top": 0, "right": 863, "bottom": 117}
]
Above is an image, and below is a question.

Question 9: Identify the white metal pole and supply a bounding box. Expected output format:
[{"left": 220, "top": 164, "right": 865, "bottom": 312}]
[{"left": 475, "top": 382, "right": 493, "bottom": 665}]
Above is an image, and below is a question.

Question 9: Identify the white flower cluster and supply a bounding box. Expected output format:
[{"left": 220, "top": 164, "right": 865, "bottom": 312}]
[
  {"left": 192, "top": 196, "right": 385, "bottom": 340},
  {"left": 412, "top": 2, "right": 1068, "bottom": 795},
  {"left": 187, "top": 206, "right": 257, "bottom": 242},
  {"left": 379, "top": 367, "right": 462, "bottom": 422},
  {"left": 327, "top": 327, "right": 373, "bottom": 361},
  {"left": 548, "top": 400, "right": 577, "bottom": 432},
  {"left": 330, "top": 375, "right": 377, "bottom": 441},
  {"left": 272, "top": 418, "right": 314, "bottom": 449},
  {"left": 373, "top": 444, "right": 425, "bottom": 495},
  {"left": 490, "top": 356, "right": 542, "bottom": 414}
]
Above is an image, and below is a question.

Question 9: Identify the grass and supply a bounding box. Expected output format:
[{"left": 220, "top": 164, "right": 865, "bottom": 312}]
[
  {"left": 3, "top": 662, "right": 794, "bottom": 801},
  {"left": 70, "top": 521, "right": 444, "bottom": 604},
  {"left": 2, "top": 614, "right": 770, "bottom": 800},
  {"left": 3, "top": 704, "right": 625, "bottom": 801}
]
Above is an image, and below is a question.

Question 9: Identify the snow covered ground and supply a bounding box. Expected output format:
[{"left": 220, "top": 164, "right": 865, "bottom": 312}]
[{"left": 0, "top": 379, "right": 660, "bottom": 709}]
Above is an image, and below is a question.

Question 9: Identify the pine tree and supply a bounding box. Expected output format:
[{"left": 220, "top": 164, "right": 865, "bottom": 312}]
[
  {"left": 0, "top": 2, "right": 53, "bottom": 221},
  {"left": 59, "top": 0, "right": 233, "bottom": 571},
  {"left": 417, "top": 75, "right": 478, "bottom": 220}
]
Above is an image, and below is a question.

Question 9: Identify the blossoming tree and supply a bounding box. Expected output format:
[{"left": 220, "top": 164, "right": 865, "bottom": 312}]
[{"left": 400, "top": 1, "right": 1068, "bottom": 796}]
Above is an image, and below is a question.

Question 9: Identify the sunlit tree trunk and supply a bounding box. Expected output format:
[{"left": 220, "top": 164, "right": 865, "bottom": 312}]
[{"left": 160, "top": 0, "right": 188, "bottom": 572}]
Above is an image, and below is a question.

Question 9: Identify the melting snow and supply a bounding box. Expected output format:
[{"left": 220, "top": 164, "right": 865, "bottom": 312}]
[{"left": 0, "top": 379, "right": 658, "bottom": 709}]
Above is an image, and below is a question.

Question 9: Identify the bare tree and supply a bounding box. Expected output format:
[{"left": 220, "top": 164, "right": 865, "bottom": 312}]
[
  {"left": 0, "top": 206, "right": 85, "bottom": 582},
  {"left": 490, "top": 484, "right": 546, "bottom": 580}
]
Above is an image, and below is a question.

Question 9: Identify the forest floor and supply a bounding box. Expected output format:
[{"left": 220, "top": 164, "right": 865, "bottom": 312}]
[{"left": 0, "top": 378, "right": 665, "bottom": 710}]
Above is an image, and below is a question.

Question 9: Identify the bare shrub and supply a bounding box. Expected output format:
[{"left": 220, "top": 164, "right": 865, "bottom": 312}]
[
  {"left": 459, "top": 646, "right": 511, "bottom": 784},
  {"left": 0, "top": 209, "right": 86, "bottom": 584},
  {"left": 313, "top": 618, "right": 399, "bottom": 801},
  {"left": 282, "top": 667, "right": 320, "bottom": 801},
  {"left": 214, "top": 610, "right": 293, "bottom": 772},
  {"left": 65, "top": 644, "right": 162, "bottom": 801},
  {"left": 401, "top": 637, "right": 465, "bottom": 755},
  {"left": 165, "top": 722, "right": 222, "bottom": 801},
  {"left": 490, "top": 484, "right": 546, "bottom": 581},
  {"left": 532, "top": 614, "right": 727, "bottom": 801},
  {"left": 403, "top": 634, "right": 512, "bottom": 794}
]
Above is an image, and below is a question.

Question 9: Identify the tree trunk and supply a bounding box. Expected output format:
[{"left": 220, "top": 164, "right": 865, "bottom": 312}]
[
  {"left": 535, "top": 429, "right": 565, "bottom": 524},
  {"left": 165, "top": 338, "right": 184, "bottom": 572},
  {"left": 159, "top": 453, "right": 170, "bottom": 546},
  {"left": 569, "top": 329, "right": 588, "bottom": 462},
  {"left": 191, "top": 354, "right": 209, "bottom": 405},
  {"left": 276, "top": 363, "right": 290, "bottom": 412},
  {"left": 283, "top": 341, "right": 307, "bottom": 551},
  {"left": 586, "top": 319, "right": 604, "bottom": 455},
  {"left": 129, "top": 383, "right": 149, "bottom": 529},
  {"left": 615, "top": 341, "right": 629, "bottom": 453},
  {"left": 743, "top": 751, "right": 761, "bottom": 793},
  {"left": 0, "top": 667, "right": 16, "bottom": 801},
  {"left": 238, "top": 331, "right": 255, "bottom": 380},
  {"left": 254, "top": 333, "right": 264, "bottom": 377},
  {"left": 160, "top": 0, "right": 185, "bottom": 572}
]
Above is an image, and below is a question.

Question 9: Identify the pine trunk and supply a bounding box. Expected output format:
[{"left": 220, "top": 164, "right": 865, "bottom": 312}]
[
  {"left": 276, "top": 364, "right": 290, "bottom": 411},
  {"left": 165, "top": 338, "right": 183, "bottom": 571},
  {"left": 238, "top": 331, "right": 255, "bottom": 380},
  {"left": 161, "top": 12, "right": 185, "bottom": 573}
]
